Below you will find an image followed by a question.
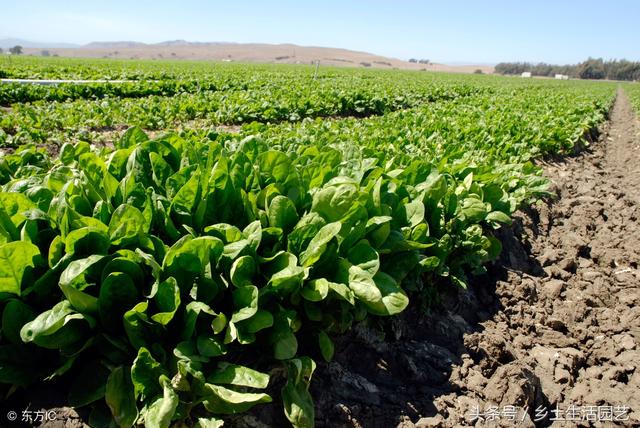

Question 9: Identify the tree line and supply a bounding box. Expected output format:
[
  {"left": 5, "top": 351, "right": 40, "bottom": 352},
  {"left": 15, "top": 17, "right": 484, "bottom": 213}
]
[
  {"left": 0, "top": 45, "right": 23, "bottom": 55},
  {"left": 495, "top": 58, "right": 640, "bottom": 81}
]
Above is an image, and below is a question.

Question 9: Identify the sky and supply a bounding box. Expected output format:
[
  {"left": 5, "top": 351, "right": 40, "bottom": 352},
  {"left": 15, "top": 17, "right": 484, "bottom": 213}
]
[{"left": 1, "top": 0, "right": 639, "bottom": 64}]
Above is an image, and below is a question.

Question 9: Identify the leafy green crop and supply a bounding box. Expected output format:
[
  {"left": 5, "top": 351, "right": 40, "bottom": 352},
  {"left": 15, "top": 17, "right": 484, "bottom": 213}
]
[
  {"left": 0, "top": 125, "right": 525, "bottom": 426},
  {"left": 625, "top": 83, "right": 640, "bottom": 116},
  {"left": 0, "top": 57, "right": 616, "bottom": 427},
  {"left": 0, "top": 76, "right": 481, "bottom": 147}
]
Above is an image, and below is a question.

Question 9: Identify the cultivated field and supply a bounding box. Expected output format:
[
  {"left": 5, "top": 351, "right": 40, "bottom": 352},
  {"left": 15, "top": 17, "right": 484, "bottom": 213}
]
[{"left": 0, "top": 56, "right": 637, "bottom": 427}]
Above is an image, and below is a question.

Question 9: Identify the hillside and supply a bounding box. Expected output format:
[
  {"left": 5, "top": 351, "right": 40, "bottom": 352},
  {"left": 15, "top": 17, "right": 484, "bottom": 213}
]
[{"left": 17, "top": 40, "right": 494, "bottom": 73}]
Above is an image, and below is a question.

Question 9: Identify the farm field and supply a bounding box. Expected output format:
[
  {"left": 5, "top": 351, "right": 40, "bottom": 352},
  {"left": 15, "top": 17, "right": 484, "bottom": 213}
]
[
  {"left": 626, "top": 83, "right": 640, "bottom": 115},
  {"left": 0, "top": 56, "right": 638, "bottom": 427}
]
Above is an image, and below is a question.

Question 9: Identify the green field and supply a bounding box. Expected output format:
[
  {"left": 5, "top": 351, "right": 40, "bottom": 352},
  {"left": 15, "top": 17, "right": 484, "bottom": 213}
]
[
  {"left": 625, "top": 82, "right": 640, "bottom": 115},
  {"left": 0, "top": 57, "right": 618, "bottom": 427}
]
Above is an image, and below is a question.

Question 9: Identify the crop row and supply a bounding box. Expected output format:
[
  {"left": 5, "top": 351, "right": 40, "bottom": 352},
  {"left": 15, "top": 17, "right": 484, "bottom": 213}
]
[
  {"left": 625, "top": 83, "right": 640, "bottom": 116},
  {"left": 0, "top": 79, "right": 483, "bottom": 146},
  {"left": 0, "top": 120, "right": 545, "bottom": 425},
  {"left": 0, "top": 128, "right": 518, "bottom": 426},
  {"left": 0, "top": 79, "right": 258, "bottom": 106},
  {"left": 0, "top": 62, "right": 393, "bottom": 106},
  {"left": 0, "top": 56, "right": 252, "bottom": 81},
  {"left": 230, "top": 84, "right": 614, "bottom": 165}
]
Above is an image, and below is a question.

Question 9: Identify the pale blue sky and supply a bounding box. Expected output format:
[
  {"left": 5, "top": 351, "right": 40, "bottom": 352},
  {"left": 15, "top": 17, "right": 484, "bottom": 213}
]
[{"left": 2, "top": 0, "right": 639, "bottom": 64}]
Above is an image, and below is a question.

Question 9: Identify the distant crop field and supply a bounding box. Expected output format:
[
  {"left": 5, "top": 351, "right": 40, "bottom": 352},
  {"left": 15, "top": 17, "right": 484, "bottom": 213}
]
[
  {"left": 0, "top": 56, "right": 618, "bottom": 427},
  {"left": 625, "top": 82, "right": 640, "bottom": 115}
]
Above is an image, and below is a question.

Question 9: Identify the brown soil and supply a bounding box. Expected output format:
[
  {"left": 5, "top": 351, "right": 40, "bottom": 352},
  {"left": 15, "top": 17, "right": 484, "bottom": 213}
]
[
  {"left": 85, "top": 122, "right": 241, "bottom": 149},
  {"left": 426, "top": 88, "right": 640, "bottom": 426}
]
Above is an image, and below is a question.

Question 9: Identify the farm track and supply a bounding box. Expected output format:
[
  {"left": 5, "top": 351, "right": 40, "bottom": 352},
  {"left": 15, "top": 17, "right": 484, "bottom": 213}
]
[{"left": 266, "top": 89, "right": 639, "bottom": 428}]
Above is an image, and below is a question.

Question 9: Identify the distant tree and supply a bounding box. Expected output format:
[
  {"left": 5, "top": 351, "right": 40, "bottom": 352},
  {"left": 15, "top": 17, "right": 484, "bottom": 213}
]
[
  {"left": 532, "top": 63, "right": 553, "bottom": 77},
  {"left": 473, "top": 69, "right": 483, "bottom": 74},
  {"left": 577, "top": 58, "right": 606, "bottom": 80},
  {"left": 409, "top": 58, "right": 417, "bottom": 63},
  {"left": 41, "top": 50, "right": 50, "bottom": 57},
  {"left": 601, "top": 59, "right": 640, "bottom": 81},
  {"left": 0, "top": 47, "right": 3, "bottom": 54},
  {"left": 495, "top": 58, "right": 640, "bottom": 81},
  {"left": 9, "top": 45, "right": 23, "bottom": 55},
  {"left": 495, "top": 62, "right": 531, "bottom": 75},
  {"left": 418, "top": 59, "right": 430, "bottom": 65}
]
